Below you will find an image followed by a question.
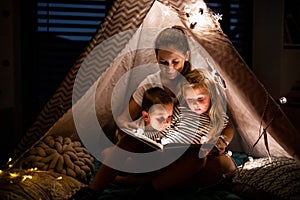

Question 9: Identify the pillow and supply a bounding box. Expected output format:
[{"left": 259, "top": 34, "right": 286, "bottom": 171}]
[
  {"left": 0, "top": 169, "right": 84, "bottom": 200},
  {"left": 22, "top": 135, "right": 95, "bottom": 183},
  {"left": 230, "top": 156, "right": 300, "bottom": 200}
]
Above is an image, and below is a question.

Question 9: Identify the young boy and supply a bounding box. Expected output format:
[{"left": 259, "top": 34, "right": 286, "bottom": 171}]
[
  {"left": 70, "top": 87, "right": 175, "bottom": 199},
  {"left": 120, "top": 86, "right": 174, "bottom": 142}
]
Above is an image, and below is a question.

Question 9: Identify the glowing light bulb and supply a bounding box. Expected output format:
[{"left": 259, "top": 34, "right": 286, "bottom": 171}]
[
  {"left": 9, "top": 172, "right": 19, "bottom": 178},
  {"left": 248, "top": 156, "right": 254, "bottom": 162},
  {"left": 22, "top": 175, "right": 33, "bottom": 182},
  {"left": 278, "top": 97, "right": 287, "bottom": 104},
  {"left": 227, "top": 150, "right": 232, "bottom": 157},
  {"left": 136, "top": 128, "right": 144, "bottom": 135}
]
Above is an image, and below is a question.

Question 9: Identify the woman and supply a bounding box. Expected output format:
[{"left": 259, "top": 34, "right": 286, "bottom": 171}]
[
  {"left": 117, "top": 25, "right": 192, "bottom": 130},
  {"left": 69, "top": 26, "right": 194, "bottom": 199}
]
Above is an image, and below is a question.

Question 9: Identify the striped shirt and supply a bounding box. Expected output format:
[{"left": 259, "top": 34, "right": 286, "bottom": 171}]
[
  {"left": 161, "top": 107, "right": 211, "bottom": 145},
  {"left": 144, "top": 106, "right": 229, "bottom": 145}
]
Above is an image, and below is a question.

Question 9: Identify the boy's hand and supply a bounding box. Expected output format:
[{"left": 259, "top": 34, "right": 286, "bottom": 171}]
[{"left": 118, "top": 120, "right": 139, "bottom": 132}]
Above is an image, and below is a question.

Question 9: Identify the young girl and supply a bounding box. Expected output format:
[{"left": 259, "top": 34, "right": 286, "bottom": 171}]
[
  {"left": 178, "top": 68, "right": 236, "bottom": 188},
  {"left": 161, "top": 68, "right": 229, "bottom": 150},
  {"left": 149, "top": 68, "right": 236, "bottom": 191}
]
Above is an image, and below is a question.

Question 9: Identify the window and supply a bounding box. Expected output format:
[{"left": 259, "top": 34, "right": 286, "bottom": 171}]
[
  {"left": 34, "top": 1, "right": 112, "bottom": 104},
  {"left": 37, "top": 1, "right": 108, "bottom": 42},
  {"left": 21, "top": 0, "right": 113, "bottom": 132},
  {"left": 206, "top": 0, "right": 253, "bottom": 66}
]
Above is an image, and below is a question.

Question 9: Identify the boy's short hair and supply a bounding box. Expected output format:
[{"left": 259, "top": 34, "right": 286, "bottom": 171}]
[{"left": 141, "top": 87, "right": 174, "bottom": 112}]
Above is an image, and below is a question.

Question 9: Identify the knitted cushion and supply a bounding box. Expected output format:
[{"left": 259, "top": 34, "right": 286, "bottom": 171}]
[
  {"left": 231, "top": 156, "right": 300, "bottom": 200},
  {"left": 22, "top": 135, "right": 95, "bottom": 183}
]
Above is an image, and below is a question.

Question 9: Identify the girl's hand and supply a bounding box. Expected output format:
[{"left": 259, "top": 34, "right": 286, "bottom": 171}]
[
  {"left": 214, "top": 135, "right": 228, "bottom": 155},
  {"left": 205, "top": 135, "right": 228, "bottom": 156}
]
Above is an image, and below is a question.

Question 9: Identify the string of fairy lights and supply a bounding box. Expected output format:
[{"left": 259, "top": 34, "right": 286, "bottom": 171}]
[
  {"left": 0, "top": 157, "right": 63, "bottom": 183},
  {"left": 183, "top": 1, "right": 223, "bottom": 29}
]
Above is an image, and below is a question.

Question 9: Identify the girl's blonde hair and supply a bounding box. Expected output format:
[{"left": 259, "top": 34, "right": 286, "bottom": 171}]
[{"left": 178, "top": 68, "right": 227, "bottom": 140}]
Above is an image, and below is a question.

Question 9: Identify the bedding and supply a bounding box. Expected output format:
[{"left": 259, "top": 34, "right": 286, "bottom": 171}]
[
  {"left": 0, "top": 169, "right": 83, "bottom": 200},
  {"left": 92, "top": 184, "right": 245, "bottom": 200},
  {"left": 230, "top": 156, "right": 300, "bottom": 200},
  {"left": 78, "top": 155, "right": 300, "bottom": 200},
  {"left": 1, "top": 148, "right": 299, "bottom": 200}
]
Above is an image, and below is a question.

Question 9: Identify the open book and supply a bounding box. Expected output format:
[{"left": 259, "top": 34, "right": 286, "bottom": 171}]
[
  {"left": 122, "top": 128, "right": 204, "bottom": 151},
  {"left": 120, "top": 107, "right": 221, "bottom": 151},
  {"left": 122, "top": 128, "right": 164, "bottom": 150}
]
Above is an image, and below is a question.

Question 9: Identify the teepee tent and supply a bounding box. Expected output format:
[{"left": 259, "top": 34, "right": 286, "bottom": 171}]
[
  {"left": 1, "top": 1, "right": 299, "bottom": 199},
  {"left": 9, "top": 0, "right": 299, "bottom": 168}
]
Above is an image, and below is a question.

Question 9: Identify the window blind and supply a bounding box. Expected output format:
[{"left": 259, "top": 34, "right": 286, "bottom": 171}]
[
  {"left": 35, "top": 0, "right": 110, "bottom": 99},
  {"left": 37, "top": 1, "right": 108, "bottom": 41},
  {"left": 206, "top": 0, "right": 253, "bottom": 66},
  {"left": 22, "top": 0, "right": 112, "bottom": 132}
]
